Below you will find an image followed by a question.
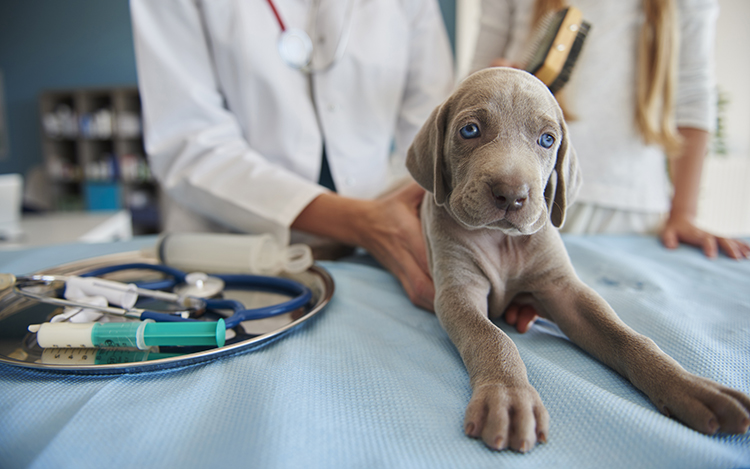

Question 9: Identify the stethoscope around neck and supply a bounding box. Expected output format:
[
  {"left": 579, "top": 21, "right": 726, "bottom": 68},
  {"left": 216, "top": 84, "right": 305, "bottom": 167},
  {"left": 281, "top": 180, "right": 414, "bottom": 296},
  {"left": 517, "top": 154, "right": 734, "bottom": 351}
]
[{"left": 266, "top": 0, "right": 354, "bottom": 73}]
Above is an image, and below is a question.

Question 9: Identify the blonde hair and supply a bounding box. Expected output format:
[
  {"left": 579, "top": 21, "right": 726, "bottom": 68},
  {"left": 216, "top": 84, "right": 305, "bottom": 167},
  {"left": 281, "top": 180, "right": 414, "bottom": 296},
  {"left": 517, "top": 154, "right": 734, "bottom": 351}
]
[{"left": 532, "top": 0, "right": 682, "bottom": 155}]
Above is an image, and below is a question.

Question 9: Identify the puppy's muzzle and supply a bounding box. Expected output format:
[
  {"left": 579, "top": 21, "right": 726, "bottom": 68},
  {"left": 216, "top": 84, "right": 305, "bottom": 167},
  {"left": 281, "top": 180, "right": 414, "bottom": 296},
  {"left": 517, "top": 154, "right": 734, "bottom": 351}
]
[{"left": 490, "top": 182, "right": 529, "bottom": 212}]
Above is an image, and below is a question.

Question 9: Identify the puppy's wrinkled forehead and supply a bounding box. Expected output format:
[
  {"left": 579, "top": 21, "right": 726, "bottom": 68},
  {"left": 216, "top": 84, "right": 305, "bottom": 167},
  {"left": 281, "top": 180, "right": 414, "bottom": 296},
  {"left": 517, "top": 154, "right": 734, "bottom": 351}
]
[{"left": 450, "top": 68, "right": 562, "bottom": 127}]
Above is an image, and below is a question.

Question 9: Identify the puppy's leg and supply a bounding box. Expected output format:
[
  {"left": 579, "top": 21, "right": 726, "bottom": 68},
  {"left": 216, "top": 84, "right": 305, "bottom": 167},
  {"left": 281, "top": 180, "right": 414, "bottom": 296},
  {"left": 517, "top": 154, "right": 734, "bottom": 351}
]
[
  {"left": 435, "top": 266, "right": 549, "bottom": 452},
  {"left": 537, "top": 278, "right": 750, "bottom": 435}
]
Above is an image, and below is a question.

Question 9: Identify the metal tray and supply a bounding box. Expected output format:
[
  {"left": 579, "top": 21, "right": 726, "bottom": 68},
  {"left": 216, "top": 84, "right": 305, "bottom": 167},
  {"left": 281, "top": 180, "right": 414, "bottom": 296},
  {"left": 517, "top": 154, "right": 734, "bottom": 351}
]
[{"left": 0, "top": 251, "right": 334, "bottom": 374}]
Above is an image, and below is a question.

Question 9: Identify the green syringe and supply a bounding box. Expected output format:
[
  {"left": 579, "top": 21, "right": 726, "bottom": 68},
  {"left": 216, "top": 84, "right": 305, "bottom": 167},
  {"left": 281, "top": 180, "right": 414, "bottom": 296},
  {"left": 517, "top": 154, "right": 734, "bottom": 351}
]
[
  {"left": 40, "top": 347, "right": 183, "bottom": 365},
  {"left": 28, "top": 319, "right": 226, "bottom": 350}
]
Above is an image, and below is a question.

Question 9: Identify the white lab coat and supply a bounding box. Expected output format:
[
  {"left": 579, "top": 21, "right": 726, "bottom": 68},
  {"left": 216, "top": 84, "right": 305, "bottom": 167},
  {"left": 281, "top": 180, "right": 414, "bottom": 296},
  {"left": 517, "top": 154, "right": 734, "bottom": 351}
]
[{"left": 130, "top": 0, "right": 454, "bottom": 243}]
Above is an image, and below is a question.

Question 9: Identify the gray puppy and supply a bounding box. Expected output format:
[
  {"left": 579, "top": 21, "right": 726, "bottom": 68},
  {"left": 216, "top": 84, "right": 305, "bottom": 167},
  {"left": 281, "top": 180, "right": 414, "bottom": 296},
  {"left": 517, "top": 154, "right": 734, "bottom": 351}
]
[{"left": 406, "top": 67, "right": 750, "bottom": 453}]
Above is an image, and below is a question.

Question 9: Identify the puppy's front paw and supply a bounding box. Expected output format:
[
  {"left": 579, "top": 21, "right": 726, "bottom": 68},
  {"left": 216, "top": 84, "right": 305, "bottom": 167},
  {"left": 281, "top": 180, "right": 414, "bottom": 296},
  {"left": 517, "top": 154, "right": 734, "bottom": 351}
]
[
  {"left": 655, "top": 374, "right": 750, "bottom": 435},
  {"left": 463, "top": 383, "right": 549, "bottom": 452}
]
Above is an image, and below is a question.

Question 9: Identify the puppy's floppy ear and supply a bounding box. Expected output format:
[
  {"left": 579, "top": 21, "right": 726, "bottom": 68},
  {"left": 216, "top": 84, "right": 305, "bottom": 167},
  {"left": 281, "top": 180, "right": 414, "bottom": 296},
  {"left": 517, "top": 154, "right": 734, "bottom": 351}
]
[
  {"left": 406, "top": 102, "right": 450, "bottom": 206},
  {"left": 545, "top": 118, "right": 582, "bottom": 228}
]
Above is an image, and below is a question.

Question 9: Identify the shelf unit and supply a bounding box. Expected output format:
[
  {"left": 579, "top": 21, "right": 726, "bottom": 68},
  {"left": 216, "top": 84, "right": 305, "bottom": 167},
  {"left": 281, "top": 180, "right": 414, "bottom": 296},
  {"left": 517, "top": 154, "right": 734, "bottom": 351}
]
[{"left": 39, "top": 86, "right": 160, "bottom": 234}]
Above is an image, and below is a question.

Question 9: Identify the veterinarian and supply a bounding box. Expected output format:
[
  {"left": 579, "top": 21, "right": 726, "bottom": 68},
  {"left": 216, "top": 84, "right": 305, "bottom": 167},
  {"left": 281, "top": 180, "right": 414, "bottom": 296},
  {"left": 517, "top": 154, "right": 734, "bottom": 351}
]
[
  {"left": 130, "top": 0, "right": 454, "bottom": 310},
  {"left": 472, "top": 0, "right": 750, "bottom": 260}
]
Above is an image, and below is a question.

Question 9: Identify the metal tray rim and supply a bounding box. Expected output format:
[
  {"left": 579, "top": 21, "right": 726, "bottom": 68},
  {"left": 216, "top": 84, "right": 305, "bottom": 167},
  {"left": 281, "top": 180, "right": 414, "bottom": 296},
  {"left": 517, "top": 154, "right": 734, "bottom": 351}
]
[{"left": 0, "top": 251, "right": 334, "bottom": 374}]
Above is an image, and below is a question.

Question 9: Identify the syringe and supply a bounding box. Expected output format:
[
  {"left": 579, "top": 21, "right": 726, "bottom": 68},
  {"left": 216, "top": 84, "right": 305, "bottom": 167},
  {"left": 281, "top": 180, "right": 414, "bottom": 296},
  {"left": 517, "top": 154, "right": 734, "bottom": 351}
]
[
  {"left": 41, "top": 347, "right": 182, "bottom": 365},
  {"left": 28, "top": 319, "right": 226, "bottom": 350}
]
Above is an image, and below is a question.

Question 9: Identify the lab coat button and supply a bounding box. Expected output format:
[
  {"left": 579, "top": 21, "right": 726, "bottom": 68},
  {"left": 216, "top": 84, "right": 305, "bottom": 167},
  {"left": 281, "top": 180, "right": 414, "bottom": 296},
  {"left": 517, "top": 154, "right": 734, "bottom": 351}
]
[
  {"left": 345, "top": 177, "right": 355, "bottom": 186},
  {"left": 326, "top": 103, "right": 336, "bottom": 112}
]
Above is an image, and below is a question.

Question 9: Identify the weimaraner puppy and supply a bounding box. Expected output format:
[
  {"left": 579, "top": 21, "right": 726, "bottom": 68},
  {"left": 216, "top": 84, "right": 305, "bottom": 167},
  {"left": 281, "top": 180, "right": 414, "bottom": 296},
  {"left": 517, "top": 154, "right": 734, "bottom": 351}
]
[{"left": 406, "top": 67, "right": 750, "bottom": 453}]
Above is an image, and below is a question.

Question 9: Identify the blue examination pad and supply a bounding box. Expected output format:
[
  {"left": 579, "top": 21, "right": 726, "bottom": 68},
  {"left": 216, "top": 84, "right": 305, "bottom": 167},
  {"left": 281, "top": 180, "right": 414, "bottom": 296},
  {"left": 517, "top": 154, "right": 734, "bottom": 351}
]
[{"left": 0, "top": 235, "right": 748, "bottom": 468}]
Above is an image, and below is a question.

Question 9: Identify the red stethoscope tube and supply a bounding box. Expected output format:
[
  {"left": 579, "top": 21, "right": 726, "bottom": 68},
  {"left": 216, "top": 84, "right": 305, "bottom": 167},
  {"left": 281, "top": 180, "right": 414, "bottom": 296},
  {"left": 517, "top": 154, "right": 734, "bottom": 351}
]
[
  {"left": 266, "top": 0, "right": 287, "bottom": 31},
  {"left": 264, "top": 0, "right": 352, "bottom": 72}
]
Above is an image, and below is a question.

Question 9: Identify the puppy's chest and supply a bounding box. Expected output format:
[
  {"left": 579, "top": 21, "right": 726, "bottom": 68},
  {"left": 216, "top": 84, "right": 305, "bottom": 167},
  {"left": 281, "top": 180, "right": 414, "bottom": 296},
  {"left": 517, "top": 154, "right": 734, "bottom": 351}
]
[{"left": 474, "top": 236, "right": 548, "bottom": 295}]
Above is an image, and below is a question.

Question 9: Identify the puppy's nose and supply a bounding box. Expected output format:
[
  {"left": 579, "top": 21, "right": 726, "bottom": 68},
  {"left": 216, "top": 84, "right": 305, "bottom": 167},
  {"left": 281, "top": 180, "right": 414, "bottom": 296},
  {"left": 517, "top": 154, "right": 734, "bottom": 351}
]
[{"left": 491, "top": 183, "right": 528, "bottom": 212}]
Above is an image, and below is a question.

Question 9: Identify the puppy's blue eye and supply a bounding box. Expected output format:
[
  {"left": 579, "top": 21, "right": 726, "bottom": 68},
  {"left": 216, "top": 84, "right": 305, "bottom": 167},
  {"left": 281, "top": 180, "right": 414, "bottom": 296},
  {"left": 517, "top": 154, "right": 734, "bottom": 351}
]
[
  {"left": 460, "top": 123, "right": 480, "bottom": 139},
  {"left": 538, "top": 133, "right": 555, "bottom": 149}
]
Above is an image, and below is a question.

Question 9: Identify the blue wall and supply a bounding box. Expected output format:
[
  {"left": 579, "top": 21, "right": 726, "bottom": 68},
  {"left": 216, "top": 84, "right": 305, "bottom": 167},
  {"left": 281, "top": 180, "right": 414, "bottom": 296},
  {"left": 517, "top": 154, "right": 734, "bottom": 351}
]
[
  {"left": 0, "top": 0, "right": 455, "bottom": 179},
  {"left": 0, "top": 0, "right": 138, "bottom": 176}
]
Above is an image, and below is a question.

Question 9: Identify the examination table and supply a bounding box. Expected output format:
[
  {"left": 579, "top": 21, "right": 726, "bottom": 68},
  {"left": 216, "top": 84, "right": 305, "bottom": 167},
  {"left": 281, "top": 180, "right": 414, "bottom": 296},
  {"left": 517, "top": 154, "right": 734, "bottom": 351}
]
[{"left": 0, "top": 234, "right": 748, "bottom": 468}]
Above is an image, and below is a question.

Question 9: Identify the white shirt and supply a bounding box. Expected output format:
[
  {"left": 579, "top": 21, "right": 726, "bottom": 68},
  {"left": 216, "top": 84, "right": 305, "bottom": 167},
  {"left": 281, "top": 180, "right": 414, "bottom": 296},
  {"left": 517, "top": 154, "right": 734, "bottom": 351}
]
[
  {"left": 131, "top": 0, "right": 453, "bottom": 243},
  {"left": 472, "top": 0, "right": 718, "bottom": 214}
]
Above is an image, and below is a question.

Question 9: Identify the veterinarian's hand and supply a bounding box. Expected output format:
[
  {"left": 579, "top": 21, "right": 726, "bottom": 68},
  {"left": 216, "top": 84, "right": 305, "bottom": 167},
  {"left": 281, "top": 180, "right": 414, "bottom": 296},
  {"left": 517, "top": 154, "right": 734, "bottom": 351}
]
[
  {"left": 357, "top": 182, "right": 435, "bottom": 310},
  {"left": 292, "top": 185, "right": 435, "bottom": 310},
  {"left": 661, "top": 215, "right": 750, "bottom": 259}
]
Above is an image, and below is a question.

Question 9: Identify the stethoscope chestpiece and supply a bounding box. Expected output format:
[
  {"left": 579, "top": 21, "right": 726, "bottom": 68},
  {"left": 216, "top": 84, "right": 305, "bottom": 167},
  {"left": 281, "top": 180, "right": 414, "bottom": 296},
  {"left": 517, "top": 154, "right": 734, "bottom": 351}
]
[
  {"left": 174, "top": 272, "right": 226, "bottom": 299},
  {"left": 278, "top": 28, "right": 313, "bottom": 70}
]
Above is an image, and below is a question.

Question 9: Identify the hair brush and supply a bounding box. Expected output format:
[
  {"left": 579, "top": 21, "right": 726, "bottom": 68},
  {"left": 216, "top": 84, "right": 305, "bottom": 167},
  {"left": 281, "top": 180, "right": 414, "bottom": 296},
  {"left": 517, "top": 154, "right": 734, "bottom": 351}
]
[{"left": 524, "top": 6, "right": 591, "bottom": 94}]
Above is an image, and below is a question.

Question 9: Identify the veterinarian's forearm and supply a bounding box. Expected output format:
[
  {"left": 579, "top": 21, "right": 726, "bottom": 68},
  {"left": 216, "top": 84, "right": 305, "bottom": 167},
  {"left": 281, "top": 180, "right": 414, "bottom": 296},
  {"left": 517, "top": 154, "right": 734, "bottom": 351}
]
[
  {"left": 668, "top": 127, "right": 709, "bottom": 222},
  {"left": 291, "top": 192, "right": 364, "bottom": 245},
  {"left": 294, "top": 188, "right": 435, "bottom": 310}
]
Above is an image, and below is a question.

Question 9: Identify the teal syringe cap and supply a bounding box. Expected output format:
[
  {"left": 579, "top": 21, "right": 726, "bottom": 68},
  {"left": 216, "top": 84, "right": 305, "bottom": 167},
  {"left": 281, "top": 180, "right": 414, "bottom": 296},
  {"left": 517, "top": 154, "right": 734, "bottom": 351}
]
[{"left": 142, "top": 319, "right": 226, "bottom": 348}]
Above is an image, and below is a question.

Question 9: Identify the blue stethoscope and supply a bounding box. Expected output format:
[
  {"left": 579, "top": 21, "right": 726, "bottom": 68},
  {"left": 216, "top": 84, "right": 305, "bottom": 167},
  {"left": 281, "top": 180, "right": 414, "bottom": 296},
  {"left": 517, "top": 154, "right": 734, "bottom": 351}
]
[{"left": 12, "top": 263, "right": 313, "bottom": 330}]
